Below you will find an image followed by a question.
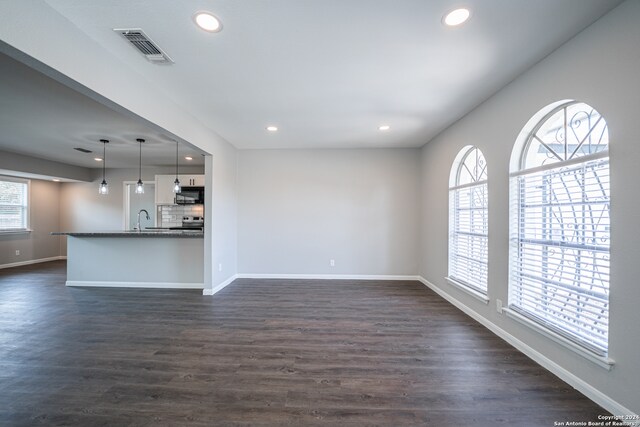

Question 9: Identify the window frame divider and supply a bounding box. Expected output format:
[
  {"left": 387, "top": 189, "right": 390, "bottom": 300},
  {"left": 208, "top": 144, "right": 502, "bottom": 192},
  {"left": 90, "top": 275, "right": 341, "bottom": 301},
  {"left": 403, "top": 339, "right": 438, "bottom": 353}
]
[{"left": 510, "top": 150, "right": 608, "bottom": 178}]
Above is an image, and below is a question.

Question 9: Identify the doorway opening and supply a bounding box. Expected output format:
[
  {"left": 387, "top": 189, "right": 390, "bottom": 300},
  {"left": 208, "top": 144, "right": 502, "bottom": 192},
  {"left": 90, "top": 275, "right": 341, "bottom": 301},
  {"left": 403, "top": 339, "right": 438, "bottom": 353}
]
[{"left": 123, "top": 182, "right": 156, "bottom": 230}]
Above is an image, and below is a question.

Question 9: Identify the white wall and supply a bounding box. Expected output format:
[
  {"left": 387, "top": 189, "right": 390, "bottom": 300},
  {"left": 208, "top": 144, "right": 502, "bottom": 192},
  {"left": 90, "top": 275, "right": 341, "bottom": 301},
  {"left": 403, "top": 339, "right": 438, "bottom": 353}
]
[
  {"left": 205, "top": 146, "right": 238, "bottom": 289},
  {"left": 0, "top": 179, "right": 62, "bottom": 267},
  {"left": 238, "top": 149, "right": 420, "bottom": 276},
  {"left": 419, "top": 0, "right": 640, "bottom": 414}
]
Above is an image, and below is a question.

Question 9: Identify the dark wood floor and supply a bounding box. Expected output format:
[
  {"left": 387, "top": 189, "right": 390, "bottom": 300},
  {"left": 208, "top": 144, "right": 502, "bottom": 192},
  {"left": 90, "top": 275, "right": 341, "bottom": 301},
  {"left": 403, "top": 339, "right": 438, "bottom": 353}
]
[{"left": 0, "top": 261, "right": 607, "bottom": 426}]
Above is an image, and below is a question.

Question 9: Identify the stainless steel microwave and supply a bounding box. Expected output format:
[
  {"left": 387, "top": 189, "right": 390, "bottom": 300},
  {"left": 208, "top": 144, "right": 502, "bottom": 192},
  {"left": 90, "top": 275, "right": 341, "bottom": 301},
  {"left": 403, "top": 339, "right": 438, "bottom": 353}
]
[{"left": 175, "top": 187, "right": 204, "bottom": 204}]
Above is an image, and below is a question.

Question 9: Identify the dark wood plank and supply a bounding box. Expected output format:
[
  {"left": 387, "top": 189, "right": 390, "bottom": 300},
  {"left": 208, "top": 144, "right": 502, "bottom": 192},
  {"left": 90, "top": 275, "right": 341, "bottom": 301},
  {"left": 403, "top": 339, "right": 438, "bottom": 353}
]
[{"left": 0, "top": 261, "right": 609, "bottom": 426}]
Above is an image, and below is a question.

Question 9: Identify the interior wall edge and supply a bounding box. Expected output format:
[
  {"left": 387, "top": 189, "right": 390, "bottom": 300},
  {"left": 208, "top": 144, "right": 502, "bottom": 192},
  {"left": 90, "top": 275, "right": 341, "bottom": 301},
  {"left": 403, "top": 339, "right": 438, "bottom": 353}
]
[{"left": 203, "top": 273, "right": 238, "bottom": 296}]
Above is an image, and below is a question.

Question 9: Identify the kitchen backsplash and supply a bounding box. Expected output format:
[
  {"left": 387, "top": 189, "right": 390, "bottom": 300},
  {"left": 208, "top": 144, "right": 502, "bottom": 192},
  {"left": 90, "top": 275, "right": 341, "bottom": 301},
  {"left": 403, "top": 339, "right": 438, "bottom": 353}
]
[{"left": 157, "top": 204, "right": 204, "bottom": 227}]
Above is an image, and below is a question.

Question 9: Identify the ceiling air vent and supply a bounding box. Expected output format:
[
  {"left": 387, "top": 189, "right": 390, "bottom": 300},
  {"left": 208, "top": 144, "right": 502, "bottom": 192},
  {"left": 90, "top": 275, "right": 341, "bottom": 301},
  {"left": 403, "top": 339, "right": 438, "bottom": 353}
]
[
  {"left": 114, "top": 28, "right": 173, "bottom": 64},
  {"left": 74, "top": 147, "right": 92, "bottom": 153}
]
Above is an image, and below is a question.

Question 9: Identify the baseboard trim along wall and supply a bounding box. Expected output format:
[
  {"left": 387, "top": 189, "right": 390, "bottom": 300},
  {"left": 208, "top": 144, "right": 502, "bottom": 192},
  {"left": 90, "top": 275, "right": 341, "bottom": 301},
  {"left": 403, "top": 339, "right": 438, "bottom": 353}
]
[
  {"left": 417, "top": 276, "right": 636, "bottom": 418},
  {"left": 203, "top": 274, "right": 239, "bottom": 296},
  {"left": 0, "top": 255, "right": 67, "bottom": 270},
  {"left": 201, "top": 273, "right": 420, "bottom": 296},
  {"left": 236, "top": 273, "right": 422, "bottom": 281},
  {"left": 66, "top": 281, "right": 204, "bottom": 289}
]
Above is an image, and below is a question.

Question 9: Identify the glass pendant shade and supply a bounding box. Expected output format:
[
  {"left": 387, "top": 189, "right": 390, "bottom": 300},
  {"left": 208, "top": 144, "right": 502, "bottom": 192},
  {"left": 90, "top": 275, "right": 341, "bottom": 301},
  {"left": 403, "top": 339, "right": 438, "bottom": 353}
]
[
  {"left": 98, "top": 139, "right": 109, "bottom": 195},
  {"left": 99, "top": 179, "right": 109, "bottom": 195},
  {"left": 135, "top": 178, "right": 145, "bottom": 194}
]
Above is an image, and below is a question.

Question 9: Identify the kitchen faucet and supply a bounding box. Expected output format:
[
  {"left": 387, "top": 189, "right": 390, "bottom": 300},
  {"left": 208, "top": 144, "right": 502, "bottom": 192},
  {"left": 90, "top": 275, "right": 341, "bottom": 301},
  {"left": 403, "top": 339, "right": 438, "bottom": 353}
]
[{"left": 136, "top": 209, "right": 150, "bottom": 231}]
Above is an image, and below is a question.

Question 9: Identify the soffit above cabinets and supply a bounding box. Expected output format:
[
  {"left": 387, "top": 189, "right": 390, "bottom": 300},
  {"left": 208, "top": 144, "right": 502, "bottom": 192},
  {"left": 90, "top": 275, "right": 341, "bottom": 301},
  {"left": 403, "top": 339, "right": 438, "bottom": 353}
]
[{"left": 0, "top": 52, "right": 205, "bottom": 169}]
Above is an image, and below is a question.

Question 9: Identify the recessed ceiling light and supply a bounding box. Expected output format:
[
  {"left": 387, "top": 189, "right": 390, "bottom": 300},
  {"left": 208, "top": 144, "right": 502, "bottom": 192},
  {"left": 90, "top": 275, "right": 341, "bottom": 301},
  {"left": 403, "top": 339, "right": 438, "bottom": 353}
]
[
  {"left": 266, "top": 126, "right": 278, "bottom": 132},
  {"left": 94, "top": 157, "right": 103, "bottom": 162},
  {"left": 378, "top": 125, "right": 390, "bottom": 131},
  {"left": 52, "top": 179, "right": 61, "bottom": 182},
  {"left": 443, "top": 8, "right": 471, "bottom": 26},
  {"left": 184, "top": 156, "right": 193, "bottom": 161},
  {"left": 194, "top": 11, "right": 222, "bottom": 32}
]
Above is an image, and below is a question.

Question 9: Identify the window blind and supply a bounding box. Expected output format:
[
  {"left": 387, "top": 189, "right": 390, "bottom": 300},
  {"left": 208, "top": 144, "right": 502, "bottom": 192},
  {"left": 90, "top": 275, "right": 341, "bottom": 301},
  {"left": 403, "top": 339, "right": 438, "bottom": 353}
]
[
  {"left": 509, "top": 157, "right": 610, "bottom": 355},
  {"left": 449, "top": 181, "right": 488, "bottom": 293}
]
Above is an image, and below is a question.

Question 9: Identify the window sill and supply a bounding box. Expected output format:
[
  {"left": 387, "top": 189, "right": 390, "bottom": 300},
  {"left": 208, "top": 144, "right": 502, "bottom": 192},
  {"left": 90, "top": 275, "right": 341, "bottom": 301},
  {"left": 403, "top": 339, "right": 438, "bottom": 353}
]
[
  {"left": 503, "top": 307, "right": 615, "bottom": 370},
  {"left": 0, "top": 229, "right": 32, "bottom": 235},
  {"left": 445, "top": 277, "right": 490, "bottom": 304}
]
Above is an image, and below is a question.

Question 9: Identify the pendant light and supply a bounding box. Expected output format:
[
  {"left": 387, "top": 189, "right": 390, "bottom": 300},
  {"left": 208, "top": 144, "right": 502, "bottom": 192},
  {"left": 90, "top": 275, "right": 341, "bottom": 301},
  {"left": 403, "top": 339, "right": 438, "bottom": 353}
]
[
  {"left": 98, "top": 139, "right": 109, "bottom": 195},
  {"left": 135, "top": 138, "right": 145, "bottom": 194},
  {"left": 173, "top": 140, "right": 181, "bottom": 193}
]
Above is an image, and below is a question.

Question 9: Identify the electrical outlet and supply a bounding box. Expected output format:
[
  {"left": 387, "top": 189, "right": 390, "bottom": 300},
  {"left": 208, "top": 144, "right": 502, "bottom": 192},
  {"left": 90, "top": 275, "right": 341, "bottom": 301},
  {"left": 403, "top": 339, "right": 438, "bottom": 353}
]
[
  {"left": 496, "top": 299, "right": 503, "bottom": 314},
  {"left": 218, "top": 263, "right": 222, "bottom": 272},
  {"left": 330, "top": 259, "right": 335, "bottom": 267},
  {"left": 15, "top": 250, "right": 20, "bottom": 256}
]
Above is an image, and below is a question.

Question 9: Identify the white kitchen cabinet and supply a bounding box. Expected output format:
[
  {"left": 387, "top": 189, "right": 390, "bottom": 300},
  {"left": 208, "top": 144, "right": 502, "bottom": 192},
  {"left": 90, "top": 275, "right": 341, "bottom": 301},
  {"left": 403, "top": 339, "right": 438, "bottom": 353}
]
[
  {"left": 155, "top": 174, "right": 177, "bottom": 205},
  {"left": 181, "top": 174, "right": 205, "bottom": 187}
]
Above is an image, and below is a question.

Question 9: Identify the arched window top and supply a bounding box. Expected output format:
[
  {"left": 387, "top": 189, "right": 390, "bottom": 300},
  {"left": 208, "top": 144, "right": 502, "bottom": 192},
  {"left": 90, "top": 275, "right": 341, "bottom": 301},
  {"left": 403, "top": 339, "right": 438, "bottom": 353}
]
[
  {"left": 448, "top": 145, "right": 488, "bottom": 295},
  {"left": 520, "top": 101, "right": 608, "bottom": 171},
  {"left": 450, "top": 145, "right": 487, "bottom": 188},
  {"left": 508, "top": 99, "right": 610, "bottom": 356}
]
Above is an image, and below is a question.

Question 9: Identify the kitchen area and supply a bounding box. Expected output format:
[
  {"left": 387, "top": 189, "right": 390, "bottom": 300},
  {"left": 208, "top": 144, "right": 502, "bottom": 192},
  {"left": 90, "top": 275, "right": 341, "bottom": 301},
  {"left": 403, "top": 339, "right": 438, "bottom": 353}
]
[
  {"left": 0, "top": 48, "right": 218, "bottom": 291},
  {"left": 153, "top": 174, "right": 205, "bottom": 231},
  {"left": 52, "top": 172, "right": 207, "bottom": 290}
]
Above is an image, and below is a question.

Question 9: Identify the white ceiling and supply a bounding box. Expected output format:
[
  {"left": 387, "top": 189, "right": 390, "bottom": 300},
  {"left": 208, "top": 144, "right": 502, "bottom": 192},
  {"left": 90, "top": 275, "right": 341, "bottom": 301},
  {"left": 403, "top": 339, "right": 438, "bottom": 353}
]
[{"left": 0, "top": 0, "right": 624, "bottom": 167}]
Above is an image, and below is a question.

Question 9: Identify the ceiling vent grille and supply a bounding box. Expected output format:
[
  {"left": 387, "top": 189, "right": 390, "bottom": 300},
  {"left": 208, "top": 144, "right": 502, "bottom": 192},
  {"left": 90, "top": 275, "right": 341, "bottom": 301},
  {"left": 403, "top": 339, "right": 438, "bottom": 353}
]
[{"left": 114, "top": 28, "right": 173, "bottom": 64}]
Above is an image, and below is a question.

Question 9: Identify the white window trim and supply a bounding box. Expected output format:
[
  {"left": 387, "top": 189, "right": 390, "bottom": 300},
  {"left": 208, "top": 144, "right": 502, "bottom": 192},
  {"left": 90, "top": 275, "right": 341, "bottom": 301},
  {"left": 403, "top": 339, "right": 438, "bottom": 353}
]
[
  {"left": 0, "top": 176, "right": 31, "bottom": 232},
  {"left": 0, "top": 229, "right": 32, "bottom": 235},
  {"left": 445, "top": 276, "right": 490, "bottom": 304},
  {"left": 508, "top": 101, "right": 611, "bottom": 360},
  {"left": 448, "top": 146, "right": 489, "bottom": 296},
  {"left": 503, "top": 307, "right": 614, "bottom": 370}
]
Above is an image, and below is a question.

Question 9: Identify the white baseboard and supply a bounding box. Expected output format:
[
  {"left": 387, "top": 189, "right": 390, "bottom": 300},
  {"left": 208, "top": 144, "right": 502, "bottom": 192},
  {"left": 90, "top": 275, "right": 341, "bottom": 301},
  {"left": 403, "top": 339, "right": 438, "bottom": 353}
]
[
  {"left": 66, "top": 280, "right": 204, "bottom": 289},
  {"left": 237, "top": 273, "right": 422, "bottom": 281},
  {"left": 0, "top": 255, "right": 66, "bottom": 270},
  {"left": 201, "top": 273, "right": 419, "bottom": 295},
  {"left": 203, "top": 274, "right": 239, "bottom": 296},
  {"left": 418, "top": 276, "right": 636, "bottom": 417}
]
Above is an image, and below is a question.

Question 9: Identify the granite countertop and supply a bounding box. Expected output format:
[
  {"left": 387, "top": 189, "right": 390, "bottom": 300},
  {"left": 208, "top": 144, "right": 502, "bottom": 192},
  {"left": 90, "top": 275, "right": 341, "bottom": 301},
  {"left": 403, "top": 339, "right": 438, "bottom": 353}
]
[{"left": 51, "top": 230, "right": 204, "bottom": 238}]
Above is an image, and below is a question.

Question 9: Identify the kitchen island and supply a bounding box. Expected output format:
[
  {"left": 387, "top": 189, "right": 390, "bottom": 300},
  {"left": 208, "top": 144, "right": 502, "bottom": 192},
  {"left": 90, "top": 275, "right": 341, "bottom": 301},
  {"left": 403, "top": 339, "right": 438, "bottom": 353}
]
[{"left": 52, "top": 230, "right": 204, "bottom": 289}]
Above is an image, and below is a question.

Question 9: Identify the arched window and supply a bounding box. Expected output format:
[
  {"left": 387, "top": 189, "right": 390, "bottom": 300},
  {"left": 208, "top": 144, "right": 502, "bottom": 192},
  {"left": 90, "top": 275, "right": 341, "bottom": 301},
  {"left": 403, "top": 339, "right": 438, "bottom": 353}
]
[
  {"left": 448, "top": 146, "right": 488, "bottom": 296},
  {"left": 509, "top": 101, "right": 610, "bottom": 356}
]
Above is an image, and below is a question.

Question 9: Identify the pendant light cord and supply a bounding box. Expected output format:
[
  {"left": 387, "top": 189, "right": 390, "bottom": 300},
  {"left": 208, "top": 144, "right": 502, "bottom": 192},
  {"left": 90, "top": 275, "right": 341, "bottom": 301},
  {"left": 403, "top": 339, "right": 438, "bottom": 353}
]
[
  {"left": 139, "top": 140, "right": 142, "bottom": 181},
  {"left": 175, "top": 141, "right": 179, "bottom": 178},
  {"left": 102, "top": 142, "right": 106, "bottom": 181}
]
